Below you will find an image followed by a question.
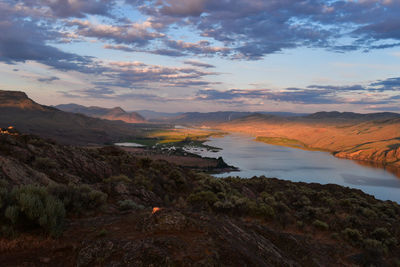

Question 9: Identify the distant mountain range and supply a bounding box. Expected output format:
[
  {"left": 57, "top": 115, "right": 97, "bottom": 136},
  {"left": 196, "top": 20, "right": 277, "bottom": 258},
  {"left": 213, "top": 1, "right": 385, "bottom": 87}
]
[
  {"left": 135, "top": 110, "right": 307, "bottom": 124},
  {"left": 305, "top": 111, "right": 400, "bottom": 121},
  {"left": 56, "top": 104, "right": 146, "bottom": 123},
  {"left": 2, "top": 89, "right": 400, "bottom": 162},
  {"left": 0, "top": 90, "right": 161, "bottom": 145}
]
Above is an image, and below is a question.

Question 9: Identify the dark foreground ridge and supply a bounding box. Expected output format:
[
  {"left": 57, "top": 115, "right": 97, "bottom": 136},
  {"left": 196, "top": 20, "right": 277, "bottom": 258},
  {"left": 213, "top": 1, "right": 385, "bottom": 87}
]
[
  {"left": 0, "top": 132, "right": 399, "bottom": 266},
  {"left": 0, "top": 90, "right": 162, "bottom": 145}
]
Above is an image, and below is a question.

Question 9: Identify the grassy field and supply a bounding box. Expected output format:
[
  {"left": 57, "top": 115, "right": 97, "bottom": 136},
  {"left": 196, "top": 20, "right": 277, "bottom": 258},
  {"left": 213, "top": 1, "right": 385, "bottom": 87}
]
[
  {"left": 123, "top": 128, "right": 226, "bottom": 151},
  {"left": 149, "top": 129, "right": 226, "bottom": 143}
]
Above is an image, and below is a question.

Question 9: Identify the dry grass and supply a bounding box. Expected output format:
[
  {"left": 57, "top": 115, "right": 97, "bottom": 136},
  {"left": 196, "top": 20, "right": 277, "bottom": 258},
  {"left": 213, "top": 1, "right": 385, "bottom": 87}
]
[{"left": 219, "top": 119, "right": 400, "bottom": 167}]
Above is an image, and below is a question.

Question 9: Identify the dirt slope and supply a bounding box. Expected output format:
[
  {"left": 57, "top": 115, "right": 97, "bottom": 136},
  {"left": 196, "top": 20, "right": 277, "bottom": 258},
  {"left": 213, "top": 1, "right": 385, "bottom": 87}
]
[{"left": 219, "top": 113, "right": 400, "bottom": 169}]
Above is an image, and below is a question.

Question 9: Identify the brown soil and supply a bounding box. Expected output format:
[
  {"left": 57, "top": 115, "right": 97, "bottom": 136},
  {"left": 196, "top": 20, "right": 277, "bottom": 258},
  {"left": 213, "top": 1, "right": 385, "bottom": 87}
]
[{"left": 0, "top": 209, "right": 355, "bottom": 267}]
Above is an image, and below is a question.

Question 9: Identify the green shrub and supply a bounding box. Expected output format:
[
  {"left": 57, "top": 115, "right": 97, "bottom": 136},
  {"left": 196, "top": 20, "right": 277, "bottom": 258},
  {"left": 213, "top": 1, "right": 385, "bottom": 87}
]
[
  {"left": 259, "top": 192, "right": 276, "bottom": 205},
  {"left": 297, "top": 221, "right": 304, "bottom": 230},
  {"left": 344, "top": 215, "right": 361, "bottom": 228},
  {"left": 138, "top": 158, "right": 152, "bottom": 169},
  {"left": 371, "top": 227, "right": 391, "bottom": 241},
  {"left": 213, "top": 200, "right": 234, "bottom": 211},
  {"left": 361, "top": 208, "right": 377, "bottom": 218},
  {"left": 7, "top": 185, "right": 66, "bottom": 237},
  {"left": 384, "top": 237, "right": 398, "bottom": 248},
  {"left": 294, "top": 196, "right": 311, "bottom": 207},
  {"left": 331, "top": 233, "right": 340, "bottom": 240},
  {"left": 33, "top": 157, "right": 58, "bottom": 170},
  {"left": 274, "top": 202, "right": 289, "bottom": 214},
  {"left": 118, "top": 200, "right": 144, "bottom": 211},
  {"left": 363, "top": 238, "right": 387, "bottom": 256},
  {"left": 0, "top": 180, "right": 10, "bottom": 209},
  {"left": 312, "top": 220, "right": 329, "bottom": 231},
  {"left": 133, "top": 173, "right": 152, "bottom": 190},
  {"left": 342, "top": 228, "right": 362, "bottom": 244},
  {"left": 168, "top": 170, "right": 186, "bottom": 188},
  {"left": 321, "top": 197, "right": 335, "bottom": 206},
  {"left": 250, "top": 203, "right": 275, "bottom": 219},
  {"left": 96, "top": 228, "right": 108, "bottom": 237},
  {"left": 0, "top": 225, "right": 15, "bottom": 238},
  {"left": 104, "top": 175, "right": 131, "bottom": 184},
  {"left": 188, "top": 191, "right": 218, "bottom": 208},
  {"left": 48, "top": 184, "right": 107, "bottom": 214},
  {"left": 339, "top": 199, "right": 352, "bottom": 207},
  {"left": 4, "top": 205, "right": 19, "bottom": 224}
]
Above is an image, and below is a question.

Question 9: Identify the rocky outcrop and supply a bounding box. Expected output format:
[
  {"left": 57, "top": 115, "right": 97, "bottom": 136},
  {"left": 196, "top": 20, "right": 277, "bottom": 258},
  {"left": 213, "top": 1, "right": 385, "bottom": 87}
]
[
  {"left": 0, "top": 90, "right": 47, "bottom": 111},
  {"left": 334, "top": 144, "right": 400, "bottom": 167}
]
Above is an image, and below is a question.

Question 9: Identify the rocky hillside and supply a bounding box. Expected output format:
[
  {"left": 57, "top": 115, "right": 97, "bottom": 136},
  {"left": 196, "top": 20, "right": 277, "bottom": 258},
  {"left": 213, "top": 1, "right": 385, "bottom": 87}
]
[
  {"left": 219, "top": 112, "right": 400, "bottom": 170},
  {"left": 0, "top": 90, "right": 162, "bottom": 145},
  {"left": 0, "top": 91, "right": 48, "bottom": 111},
  {"left": 0, "top": 132, "right": 399, "bottom": 266},
  {"left": 56, "top": 104, "right": 146, "bottom": 124}
]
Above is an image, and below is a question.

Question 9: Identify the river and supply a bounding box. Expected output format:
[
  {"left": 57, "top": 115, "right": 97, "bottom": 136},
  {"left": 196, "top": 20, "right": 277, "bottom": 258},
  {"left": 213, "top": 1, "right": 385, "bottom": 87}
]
[{"left": 195, "top": 134, "right": 400, "bottom": 203}]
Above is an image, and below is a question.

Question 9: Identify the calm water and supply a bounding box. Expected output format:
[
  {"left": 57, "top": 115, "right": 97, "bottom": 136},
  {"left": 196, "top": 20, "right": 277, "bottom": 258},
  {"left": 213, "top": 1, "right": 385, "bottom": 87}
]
[
  {"left": 196, "top": 134, "right": 400, "bottom": 203},
  {"left": 114, "top": 142, "right": 144, "bottom": 147}
]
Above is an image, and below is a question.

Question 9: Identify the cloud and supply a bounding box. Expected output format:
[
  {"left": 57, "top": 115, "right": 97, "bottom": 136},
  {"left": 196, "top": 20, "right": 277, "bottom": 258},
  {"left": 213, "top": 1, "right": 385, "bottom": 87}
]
[
  {"left": 370, "top": 77, "right": 400, "bottom": 91},
  {"left": 9, "top": 0, "right": 115, "bottom": 18},
  {"left": 183, "top": 60, "right": 215, "bottom": 68},
  {"left": 196, "top": 88, "right": 341, "bottom": 105},
  {"left": 37, "top": 76, "right": 60, "bottom": 83},
  {"left": 104, "top": 61, "right": 218, "bottom": 88},
  {"left": 195, "top": 76, "right": 400, "bottom": 106},
  {"left": 6, "top": 0, "right": 400, "bottom": 66},
  {"left": 367, "top": 106, "right": 400, "bottom": 112},
  {"left": 125, "top": 0, "right": 400, "bottom": 59},
  {"left": 41, "top": 0, "right": 114, "bottom": 18},
  {"left": 166, "top": 40, "right": 229, "bottom": 54},
  {"left": 0, "top": 2, "right": 105, "bottom": 74},
  {"left": 307, "top": 85, "right": 366, "bottom": 91},
  {"left": 103, "top": 44, "right": 136, "bottom": 52},
  {"left": 68, "top": 19, "right": 165, "bottom": 46},
  {"left": 60, "top": 87, "right": 178, "bottom": 102}
]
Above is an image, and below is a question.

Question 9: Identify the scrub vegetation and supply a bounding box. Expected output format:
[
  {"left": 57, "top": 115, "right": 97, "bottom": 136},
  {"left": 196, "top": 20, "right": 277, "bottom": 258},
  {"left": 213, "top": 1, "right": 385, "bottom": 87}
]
[{"left": 0, "top": 132, "right": 399, "bottom": 265}]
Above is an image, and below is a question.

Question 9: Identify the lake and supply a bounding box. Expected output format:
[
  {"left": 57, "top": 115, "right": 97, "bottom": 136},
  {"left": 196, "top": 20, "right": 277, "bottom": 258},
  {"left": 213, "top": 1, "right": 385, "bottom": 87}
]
[
  {"left": 195, "top": 134, "right": 400, "bottom": 203},
  {"left": 114, "top": 142, "right": 144, "bottom": 147}
]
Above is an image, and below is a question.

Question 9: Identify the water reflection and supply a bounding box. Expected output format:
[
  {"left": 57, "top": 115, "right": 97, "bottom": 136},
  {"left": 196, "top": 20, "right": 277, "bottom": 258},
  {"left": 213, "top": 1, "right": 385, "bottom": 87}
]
[
  {"left": 352, "top": 160, "right": 400, "bottom": 179},
  {"left": 196, "top": 134, "right": 400, "bottom": 203}
]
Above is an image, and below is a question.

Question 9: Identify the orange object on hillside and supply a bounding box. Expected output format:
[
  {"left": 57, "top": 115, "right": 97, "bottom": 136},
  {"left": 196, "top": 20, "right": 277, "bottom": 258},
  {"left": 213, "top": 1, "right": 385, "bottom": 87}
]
[{"left": 152, "top": 207, "right": 161, "bottom": 214}]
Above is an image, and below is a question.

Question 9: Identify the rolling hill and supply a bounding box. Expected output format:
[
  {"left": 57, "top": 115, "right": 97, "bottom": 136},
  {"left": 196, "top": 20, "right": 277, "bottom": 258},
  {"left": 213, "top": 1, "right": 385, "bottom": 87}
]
[
  {"left": 139, "top": 111, "right": 306, "bottom": 124},
  {"left": 56, "top": 104, "right": 146, "bottom": 123},
  {"left": 219, "top": 112, "right": 400, "bottom": 169},
  {"left": 0, "top": 90, "right": 160, "bottom": 145}
]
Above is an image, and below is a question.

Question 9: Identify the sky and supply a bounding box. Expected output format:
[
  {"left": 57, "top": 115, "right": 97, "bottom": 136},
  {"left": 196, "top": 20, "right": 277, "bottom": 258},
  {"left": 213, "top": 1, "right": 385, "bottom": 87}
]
[{"left": 0, "top": 0, "right": 399, "bottom": 113}]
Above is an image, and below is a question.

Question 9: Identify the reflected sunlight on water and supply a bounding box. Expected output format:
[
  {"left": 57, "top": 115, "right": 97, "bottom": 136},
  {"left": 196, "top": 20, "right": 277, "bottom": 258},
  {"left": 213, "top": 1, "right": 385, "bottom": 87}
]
[{"left": 195, "top": 134, "right": 400, "bottom": 203}]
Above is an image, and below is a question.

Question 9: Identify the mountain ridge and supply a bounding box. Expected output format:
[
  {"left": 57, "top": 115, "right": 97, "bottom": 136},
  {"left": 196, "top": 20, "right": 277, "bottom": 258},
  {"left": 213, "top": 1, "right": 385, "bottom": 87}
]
[
  {"left": 55, "top": 103, "right": 146, "bottom": 123},
  {"left": 0, "top": 90, "right": 159, "bottom": 145}
]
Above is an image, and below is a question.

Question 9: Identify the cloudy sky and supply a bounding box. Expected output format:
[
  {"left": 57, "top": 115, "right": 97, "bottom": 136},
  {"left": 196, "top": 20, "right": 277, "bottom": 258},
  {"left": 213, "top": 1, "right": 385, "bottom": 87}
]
[{"left": 0, "top": 0, "right": 399, "bottom": 113}]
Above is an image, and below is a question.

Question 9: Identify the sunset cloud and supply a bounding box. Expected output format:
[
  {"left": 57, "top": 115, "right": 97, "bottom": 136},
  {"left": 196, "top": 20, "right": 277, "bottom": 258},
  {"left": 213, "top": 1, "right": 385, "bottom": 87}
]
[{"left": 1, "top": 0, "right": 399, "bottom": 112}]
